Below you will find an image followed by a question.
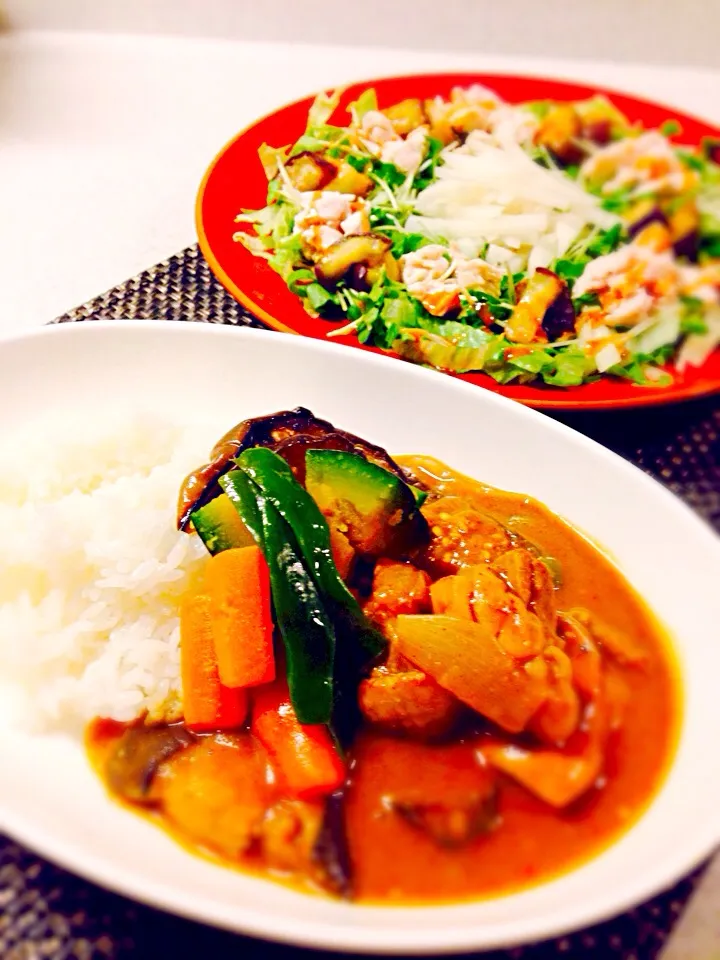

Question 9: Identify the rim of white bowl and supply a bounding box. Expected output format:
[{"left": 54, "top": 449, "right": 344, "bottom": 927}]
[{"left": 0, "top": 320, "right": 717, "bottom": 954}]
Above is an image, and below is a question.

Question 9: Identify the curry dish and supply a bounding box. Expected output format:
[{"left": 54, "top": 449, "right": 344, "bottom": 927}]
[{"left": 87, "top": 408, "right": 679, "bottom": 903}]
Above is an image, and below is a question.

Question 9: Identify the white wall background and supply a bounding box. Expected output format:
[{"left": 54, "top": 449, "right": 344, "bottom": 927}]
[{"left": 6, "top": 0, "right": 720, "bottom": 70}]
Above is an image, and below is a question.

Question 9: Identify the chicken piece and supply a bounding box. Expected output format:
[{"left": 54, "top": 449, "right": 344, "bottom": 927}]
[
  {"left": 363, "top": 559, "right": 431, "bottom": 627},
  {"left": 491, "top": 548, "right": 556, "bottom": 627},
  {"left": 580, "top": 131, "right": 698, "bottom": 196},
  {"left": 258, "top": 798, "right": 324, "bottom": 874},
  {"left": 154, "top": 733, "right": 272, "bottom": 860},
  {"left": 573, "top": 241, "right": 681, "bottom": 330},
  {"left": 293, "top": 191, "right": 370, "bottom": 259},
  {"left": 528, "top": 555, "right": 557, "bottom": 626},
  {"left": 491, "top": 547, "right": 533, "bottom": 604},
  {"left": 482, "top": 684, "right": 611, "bottom": 808},
  {"left": 419, "top": 496, "right": 512, "bottom": 576},
  {"left": 431, "top": 564, "right": 548, "bottom": 661},
  {"left": 496, "top": 593, "right": 548, "bottom": 661},
  {"left": 400, "top": 244, "right": 502, "bottom": 318},
  {"left": 358, "top": 667, "right": 461, "bottom": 738},
  {"left": 557, "top": 610, "right": 602, "bottom": 698},
  {"left": 358, "top": 110, "right": 428, "bottom": 175},
  {"left": 568, "top": 607, "right": 648, "bottom": 666},
  {"left": 380, "top": 126, "right": 429, "bottom": 176},
  {"left": 680, "top": 261, "right": 720, "bottom": 305},
  {"left": 529, "top": 645, "right": 581, "bottom": 746}
]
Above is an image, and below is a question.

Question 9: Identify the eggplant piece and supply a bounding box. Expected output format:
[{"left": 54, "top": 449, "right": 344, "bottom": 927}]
[
  {"left": 346, "top": 262, "right": 370, "bottom": 292},
  {"left": 177, "top": 407, "right": 412, "bottom": 529},
  {"left": 382, "top": 98, "right": 427, "bottom": 136},
  {"left": 325, "top": 161, "right": 374, "bottom": 197},
  {"left": 633, "top": 221, "right": 673, "bottom": 253},
  {"left": 506, "top": 268, "right": 565, "bottom": 344},
  {"left": 285, "top": 151, "right": 337, "bottom": 192},
  {"left": 315, "top": 234, "right": 392, "bottom": 285},
  {"left": 669, "top": 200, "right": 700, "bottom": 261},
  {"left": 535, "top": 104, "right": 584, "bottom": 165},
  {"left": 178, "top": 407, "right": 333, "bottom": 528},
  {"left": 704, "top": 139, "right": 720, "bottom": 165},
  {"left": 673, "top": 230, "right": 700, "bottom": 261},
  {"left": 583, "top": 119, "right": 612, "bottom": 145},
  {"left": 312, "top": 788, "right": 353, "bottom": 898},
  {"left": 392, "top": 783, "right": 499, "bottom": 848},
  {"left": 541, "top": 289, "right": 576, "bottom": 341},
  {"left": 575, "top": 95, "right": 631, "bottom": 143},
  {"left": 106, "top": 725, "right": 195, "bottom": 804},
  {"left": 626, "top": 200, "right": 668, "bottom": 239},
  {"left": 304, "top": 449, "right": 430, "bottom": 558},
  {"left": 273, "top": 431, "right": 358, "bottom": 484}
]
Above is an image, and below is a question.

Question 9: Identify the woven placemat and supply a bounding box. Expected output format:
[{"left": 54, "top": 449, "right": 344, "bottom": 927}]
[{"left": 1, "top": 244, "right": 717, "bottom": 960}]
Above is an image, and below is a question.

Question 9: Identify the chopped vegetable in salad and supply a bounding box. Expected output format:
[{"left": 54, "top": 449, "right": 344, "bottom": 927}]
[{"left": 234, "top": 84, "right": 720, "bottom": 387}]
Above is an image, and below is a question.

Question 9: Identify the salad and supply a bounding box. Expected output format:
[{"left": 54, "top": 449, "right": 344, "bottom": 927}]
[{"left": 234, "top": 84, "right": 720, "bottom": 388}]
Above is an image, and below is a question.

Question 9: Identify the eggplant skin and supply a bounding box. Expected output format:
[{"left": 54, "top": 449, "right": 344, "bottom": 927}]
[
  {"left": 392, "top": 785, "right": 499, "bottom": 848},
  {"left": 535, "top": 104, "right": 584, "bottom": 166},
  {"left": 315, "top": 234, "right": 391, "bottom": 286},
  {"left": 541, "top": 289, "right": 576, "bottom": 341},
  {"left": 669, "top": 201, "right": 701, "bottom": 262},
  {"left": 626, "top": 202, "right": 667, "bottom": 239},
  {"left": 506, "top": 268, "right": 565, "bottom": 344},
  {"left": 285, "top": 152, "right": 337, "bottom": 192},
  {"left": 106, "top": 725, "right": 195, "bottom": 804},
  {"left": 177, "top": 407, "right": 413, "bottom": 530},
  {"left": 312, "top": 788, "right": 353, "bottom": 898}
]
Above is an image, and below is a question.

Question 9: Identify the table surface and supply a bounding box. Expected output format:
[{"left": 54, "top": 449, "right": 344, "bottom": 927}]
[{"left": 0, "top": 26, "right": 718, "bottom": 960}]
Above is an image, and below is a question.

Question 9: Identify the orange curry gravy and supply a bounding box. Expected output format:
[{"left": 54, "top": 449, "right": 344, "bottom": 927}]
[{"left": 87, "top": 456, "right": 680, "bottom": 905}]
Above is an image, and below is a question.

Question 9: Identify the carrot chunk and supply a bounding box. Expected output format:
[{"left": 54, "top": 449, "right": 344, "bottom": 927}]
[
  {"left": 205, "top": 546, "right": 275, "bottom": 689},
  {"left": 180, "top": 591, "right": 248, "bottom": 731},
  {"left": 251, "top": 679, "right": 345, "bottom": 801}
]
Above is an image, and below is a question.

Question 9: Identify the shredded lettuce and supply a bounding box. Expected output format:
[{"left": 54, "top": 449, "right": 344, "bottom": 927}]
[
  {"left": 413, "top": 137, "right": 444, "bottom": 192},
  {"left": 306, "top": 88, "right": 344, "bottom": 132},
  {"left": 259, "top": 143, "right": 293, "bottom": 180},
  {"left": 609, "top": 343, "right": 675, "bottom": 385},
  {"left": 627, "top": 305, "right": 681, "bottom": 356},
  {"left": 348, "top": 88, "right": 378, "bottom": 123}
]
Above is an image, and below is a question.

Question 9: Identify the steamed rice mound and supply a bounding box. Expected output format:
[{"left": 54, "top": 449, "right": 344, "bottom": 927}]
[{"left": 0, "top": 412, "right": 209, "bottom": 731}]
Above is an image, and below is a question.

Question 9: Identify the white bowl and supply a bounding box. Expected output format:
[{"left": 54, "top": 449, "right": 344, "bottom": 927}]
[{"left": 0, "top": 321, "right": 718, "bottom": 954}]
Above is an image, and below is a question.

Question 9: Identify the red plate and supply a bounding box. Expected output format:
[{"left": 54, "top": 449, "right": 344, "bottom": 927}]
[{"left": 196, "top": 73, "right": 720, "bottom": 409}]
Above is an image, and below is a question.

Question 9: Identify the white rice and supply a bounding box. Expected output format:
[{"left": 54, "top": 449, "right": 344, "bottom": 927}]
[{"left": 0, "top": 410, "right": 212, "bottom": 732}]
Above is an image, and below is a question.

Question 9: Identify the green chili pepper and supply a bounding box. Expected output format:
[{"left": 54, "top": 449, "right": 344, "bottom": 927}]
[
  {"left": 219, "top": 469, "right": 335, "bottom": 725},
  {"left": 235, "top": 447, "right": 385, "bottom": 665}
]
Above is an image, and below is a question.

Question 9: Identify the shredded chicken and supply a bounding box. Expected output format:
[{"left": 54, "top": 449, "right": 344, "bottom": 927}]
[
  {"left": 574, "top": 240, "right": 681, "bottom": 330},
  {"left": 399, "top": 243, "right": 503, "bottom": 316},
  {"left": 581, "top": 131, "right": 698, "bottom": 197},
  {"left": 293, "top": 190, "right": 369, "bottom": 257},
  {"left": 359, "top": 110, "right": 428, "bottom": 174}
]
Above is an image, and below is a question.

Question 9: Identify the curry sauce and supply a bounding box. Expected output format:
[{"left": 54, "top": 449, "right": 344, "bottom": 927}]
[{"left": 87, "top": 455, "right": 680, "bottom": 905}]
